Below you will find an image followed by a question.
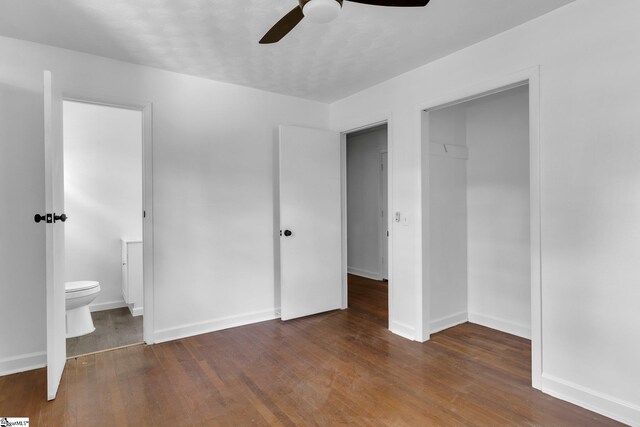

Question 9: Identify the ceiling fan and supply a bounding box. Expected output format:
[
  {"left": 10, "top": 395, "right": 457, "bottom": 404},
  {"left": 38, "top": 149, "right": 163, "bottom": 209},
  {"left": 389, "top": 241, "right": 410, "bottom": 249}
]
[{"left": 260, "top": 0, "right": 431, "bottom": 44}]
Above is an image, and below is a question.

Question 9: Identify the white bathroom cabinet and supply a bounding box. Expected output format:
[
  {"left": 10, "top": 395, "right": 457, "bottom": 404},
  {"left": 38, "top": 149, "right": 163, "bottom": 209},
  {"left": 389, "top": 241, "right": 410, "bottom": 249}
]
[{"left": 121, "top": 238, "right": 143, "bottom": 316}]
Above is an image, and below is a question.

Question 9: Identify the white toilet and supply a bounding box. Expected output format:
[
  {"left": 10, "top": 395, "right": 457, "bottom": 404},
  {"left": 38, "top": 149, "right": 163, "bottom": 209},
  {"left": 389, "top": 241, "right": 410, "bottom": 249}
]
[{"left": 65, "top": 281, "right": 101, "bottom": 338}]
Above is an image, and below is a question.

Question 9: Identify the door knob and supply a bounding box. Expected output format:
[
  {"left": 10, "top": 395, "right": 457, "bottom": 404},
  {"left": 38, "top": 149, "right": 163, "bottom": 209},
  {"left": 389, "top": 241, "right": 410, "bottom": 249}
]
[
  {"left": 54, "top": 213, "right": 68, "bottom": 223},
  {"left": 283, "top": 230, "right": 293, "bottom": 237},
  {"left": 34, "top": 213, "right": 52, "bottom": 224}
]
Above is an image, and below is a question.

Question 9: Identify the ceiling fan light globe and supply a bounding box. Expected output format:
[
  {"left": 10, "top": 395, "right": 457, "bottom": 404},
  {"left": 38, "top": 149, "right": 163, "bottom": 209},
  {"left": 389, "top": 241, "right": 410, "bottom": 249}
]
[{"left": 303, "top": 0, "right": 342, "bottom": 23}]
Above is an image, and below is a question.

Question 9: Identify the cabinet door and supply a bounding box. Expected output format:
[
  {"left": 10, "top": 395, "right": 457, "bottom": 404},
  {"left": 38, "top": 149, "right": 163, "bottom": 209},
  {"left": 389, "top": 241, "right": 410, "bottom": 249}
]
[
  {"left": 122, "top": 241, "right": 130, "bottom": 303},
  {"left": 129, "top": 242, "right": 144, "bottom": 311}
]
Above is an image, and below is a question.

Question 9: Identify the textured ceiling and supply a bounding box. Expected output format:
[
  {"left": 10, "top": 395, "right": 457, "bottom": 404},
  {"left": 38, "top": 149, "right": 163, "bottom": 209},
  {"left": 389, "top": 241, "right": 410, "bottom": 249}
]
[{"left": 0, "top": 0, "right": 574, "bottom": 102}]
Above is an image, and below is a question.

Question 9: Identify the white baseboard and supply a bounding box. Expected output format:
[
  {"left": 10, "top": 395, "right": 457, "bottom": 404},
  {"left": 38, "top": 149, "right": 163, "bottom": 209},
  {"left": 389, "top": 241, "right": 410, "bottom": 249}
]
[
  {"left": 90, "top": 300, "right": 127, "bottom": 312},
  {"left": 468, "top": 312, "right": 531, "bottom": 339},
  {"left": 0, "top": 351, "right": 46, "bottom": 377},
  {"left": 347, "top": 267, "right": 381, "bottom": 281},
  {"left": 129, "top": 305, "right": 143, "bottom": 317},
  {"left": 154, "top": 309, "right": 280, "bottom": 344},
  {"left": 430, "top": 311, "right": 468, "bottom": 334},
  {"left": 541, "top": 373, "right": 640, "bottom": 426},
  {"left": 389, "top": 320, "right": 416, "bottom": 341}
]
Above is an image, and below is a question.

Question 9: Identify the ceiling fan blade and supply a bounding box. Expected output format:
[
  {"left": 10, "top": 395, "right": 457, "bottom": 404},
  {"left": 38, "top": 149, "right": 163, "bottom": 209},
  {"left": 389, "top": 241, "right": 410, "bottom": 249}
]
[
  {"left": 345, "top": 0, "right": 430, "bottom": 6},
  {"left": 259, "top": 6, "right": 305, "bottom": 44}
]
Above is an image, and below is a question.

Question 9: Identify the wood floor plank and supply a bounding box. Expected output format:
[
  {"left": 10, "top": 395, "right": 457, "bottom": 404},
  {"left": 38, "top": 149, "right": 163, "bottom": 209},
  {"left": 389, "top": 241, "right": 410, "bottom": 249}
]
[{"left": 0, "top": 274, "right": 622, "bottom": 426}]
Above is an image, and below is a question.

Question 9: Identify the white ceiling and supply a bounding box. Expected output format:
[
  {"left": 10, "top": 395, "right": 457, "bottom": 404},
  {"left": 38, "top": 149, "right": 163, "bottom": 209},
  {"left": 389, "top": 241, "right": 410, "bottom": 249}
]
[{"left": 0, "top": 0, "right": 574, "bottom": 102}]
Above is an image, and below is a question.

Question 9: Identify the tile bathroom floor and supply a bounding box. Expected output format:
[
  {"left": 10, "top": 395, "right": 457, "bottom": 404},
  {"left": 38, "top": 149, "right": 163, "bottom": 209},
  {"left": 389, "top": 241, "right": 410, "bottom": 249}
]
[{"left": 66, "top": 307, "right": 143, "bottom": 357}]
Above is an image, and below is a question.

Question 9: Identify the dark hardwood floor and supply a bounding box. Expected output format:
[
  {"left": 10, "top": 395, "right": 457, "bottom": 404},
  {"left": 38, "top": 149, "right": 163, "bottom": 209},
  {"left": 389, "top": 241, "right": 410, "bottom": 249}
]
[
  {"left": 67, "top": 307, "right": 143, "bottom": 357},
  {"left": 0, "top": 275, "right": 620, "bottom": 426}
]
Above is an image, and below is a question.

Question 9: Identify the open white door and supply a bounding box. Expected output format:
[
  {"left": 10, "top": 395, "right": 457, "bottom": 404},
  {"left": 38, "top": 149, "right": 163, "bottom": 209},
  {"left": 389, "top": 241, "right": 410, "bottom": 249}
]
[
  {"left": 279, "top": 126, "right": 342, "bottom": 321},
  {"left": 44, "top": 70, "right": 66, "bottom": 400}
]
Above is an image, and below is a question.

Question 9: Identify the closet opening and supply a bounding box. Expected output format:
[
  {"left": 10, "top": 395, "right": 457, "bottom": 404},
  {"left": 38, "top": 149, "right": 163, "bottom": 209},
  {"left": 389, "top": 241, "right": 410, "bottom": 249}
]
[{"left": 423, "top": 84, "right": 532, "bottom": 340}]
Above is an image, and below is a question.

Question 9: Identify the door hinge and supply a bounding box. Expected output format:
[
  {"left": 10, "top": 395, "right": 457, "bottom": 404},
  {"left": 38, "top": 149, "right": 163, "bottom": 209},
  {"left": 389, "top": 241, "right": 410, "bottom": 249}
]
[
  {"left": 143, "top": 210, "right": 146, "bottom": 218},
  {"left": 381, "top": 163, "right": 384, "bottom": 171}
]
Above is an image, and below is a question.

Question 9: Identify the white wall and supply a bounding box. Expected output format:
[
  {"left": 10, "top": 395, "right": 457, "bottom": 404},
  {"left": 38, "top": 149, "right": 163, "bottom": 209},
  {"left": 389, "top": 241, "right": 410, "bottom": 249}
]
[
  {"left": 428, "top": 104, "right": 468, "bottom": 333},
  {"left": 466, "top": 86, "right": 530, "bottom": 338},
  {"left": 347, "top": 125, "right": 387, "bottom": 280},
  {"left": 0, "top": 35, "right": 329, "bottom": 375},
  {"left": 330, "top": 1, "right": 640, "bottom": 423},
  {"left": 63, "top": 101, "right": 142, "bottom": 310}
]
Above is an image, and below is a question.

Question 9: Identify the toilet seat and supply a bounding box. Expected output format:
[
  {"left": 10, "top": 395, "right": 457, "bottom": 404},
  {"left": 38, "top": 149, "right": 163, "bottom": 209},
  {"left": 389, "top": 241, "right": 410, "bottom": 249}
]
[
  {"left": 65, "top": 281, "right": 101, "bottom": 300},
  {"left": 66, "top": 280, "right": 100, "bottom": 293}
]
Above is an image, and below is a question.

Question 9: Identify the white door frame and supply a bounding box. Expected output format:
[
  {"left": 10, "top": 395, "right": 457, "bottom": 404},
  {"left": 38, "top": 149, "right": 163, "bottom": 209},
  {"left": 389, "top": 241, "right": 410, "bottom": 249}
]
[
  {"left": 378, "top": 150, "right": 388, "bottom": 281},
  {"left": 61, "top": 94, "right": 155, "bottom": 345},
  {"left": 417, "top": 66, "right": 542, "bottom": 388},
  {"left": 339, "top": 117, "right": 393, "bottom": 329}
]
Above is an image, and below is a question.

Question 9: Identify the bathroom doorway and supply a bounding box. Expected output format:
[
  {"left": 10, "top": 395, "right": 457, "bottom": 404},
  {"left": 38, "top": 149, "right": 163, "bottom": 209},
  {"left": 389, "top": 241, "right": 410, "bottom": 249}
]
[{"left": 63, "top": 100, "right": 145, "bottom": 357}]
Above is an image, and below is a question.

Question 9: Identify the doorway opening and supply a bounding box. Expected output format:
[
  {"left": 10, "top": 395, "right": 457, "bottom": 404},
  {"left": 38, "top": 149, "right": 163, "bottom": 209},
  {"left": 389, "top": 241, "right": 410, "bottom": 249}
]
[
  {"left": 63, "top": 100, "right": 144, "bottom": 357},
  {"left": 345, "top": 124, "right": 389, "bottom": 326},
  {"left": 421, "top": 76, "right": 541, "bottom": 385}
]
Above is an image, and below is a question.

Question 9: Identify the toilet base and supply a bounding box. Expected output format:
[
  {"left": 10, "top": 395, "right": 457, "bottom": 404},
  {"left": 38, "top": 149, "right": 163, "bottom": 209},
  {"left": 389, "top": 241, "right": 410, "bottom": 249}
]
[{"left": 66, "top": 305, "right": 96, "bottom": 338}]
